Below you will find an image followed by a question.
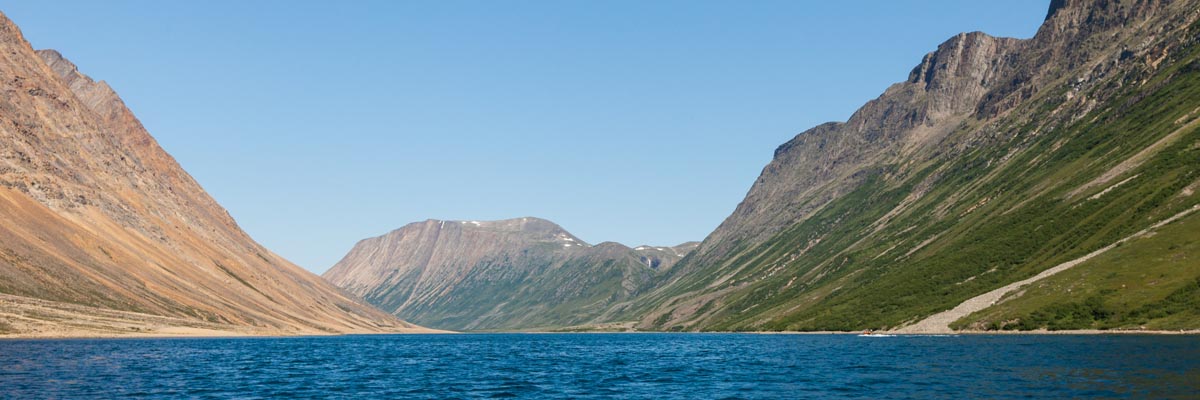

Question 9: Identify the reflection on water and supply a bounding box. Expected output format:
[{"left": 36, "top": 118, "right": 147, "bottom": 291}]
[{"left": 1, "top": 334, "right": 1197, "bottom": 398}]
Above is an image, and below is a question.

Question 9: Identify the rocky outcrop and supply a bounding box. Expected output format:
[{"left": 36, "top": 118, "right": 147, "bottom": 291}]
[
  {"left": 324, "top": 218, "right": 695, "bottom": 330},
  {"left": 0, "top": 11, "right": 430, "bottom": 336}
]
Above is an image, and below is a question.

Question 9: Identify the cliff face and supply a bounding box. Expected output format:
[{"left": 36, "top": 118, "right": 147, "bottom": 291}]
[
  {"left": 693, "top": 31, "right": 1022, "bottom": 271},
  {"left": 324, "top": 218, "right": 694, "bottom": 331},
  {"left": 0, "top": 11, "right": 428, "bottom": 336},
  {"left": 624, "top": 0, "right": 1200, "bottom": 331}
]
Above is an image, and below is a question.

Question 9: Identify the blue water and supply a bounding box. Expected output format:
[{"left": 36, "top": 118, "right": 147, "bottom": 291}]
[{"left": 1, "top": 333, "right": 1197, "bottom": 399}]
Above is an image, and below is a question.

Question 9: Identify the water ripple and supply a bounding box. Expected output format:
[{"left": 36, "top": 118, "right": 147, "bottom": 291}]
[{"left": 0, "top": 334, "right": 1198, "bottom": 399}]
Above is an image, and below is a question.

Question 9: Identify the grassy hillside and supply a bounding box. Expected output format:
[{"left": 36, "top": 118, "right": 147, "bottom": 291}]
[
  {"left": 632, "top": 15, "right": 1200, "bottom": 332},
  {"left": 389, "top": 251, "right": 654, "bottom": 331},
  {"left": 954, "top": 211, "right": 1200, "bottom": 331}
]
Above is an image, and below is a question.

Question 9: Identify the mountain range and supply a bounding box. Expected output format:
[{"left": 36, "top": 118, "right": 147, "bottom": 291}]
[
  {"left": 2, "top": 0, "right": 1198, "bottom": 336},
  {"left": 327, "top": 0, "right": 1200, "bottom": 333}
]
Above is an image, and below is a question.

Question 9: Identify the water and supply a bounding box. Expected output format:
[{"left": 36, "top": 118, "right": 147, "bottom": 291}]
[{"left": 1, "top": 333, "right": 1197, "bottom": 399}]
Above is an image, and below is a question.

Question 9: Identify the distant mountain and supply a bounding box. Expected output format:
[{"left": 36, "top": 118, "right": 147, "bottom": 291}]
[
  {"left": 618, "top": 0, "right": 1200, "bottom": 332},
  {"left": 323, "top": 218, "right": 695, "bottom": 330},
  {"left": 632, "top": 242, "right": 700, "bottom": 270},
  {"left": 0, "top": 11, "right": 429, "bottom": 336}
]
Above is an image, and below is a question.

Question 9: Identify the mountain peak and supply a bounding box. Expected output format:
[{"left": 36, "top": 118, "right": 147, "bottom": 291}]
[
  {"left": 402, "top": 217, "right": 588, "bottom": 247},
  {"left": 1036, "top": 0, "right": 1171, "bottom": 42},
  {"left": 471, "top": 216, "right": 568, "bottom": 235},
  {"left": 0, "top": 12, "right": 28, "bottom": 47}
]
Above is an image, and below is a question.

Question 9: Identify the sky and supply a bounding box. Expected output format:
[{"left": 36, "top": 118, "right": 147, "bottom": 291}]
[{"left": 3, "top": 1, "right": 1049, "bottom": 273}]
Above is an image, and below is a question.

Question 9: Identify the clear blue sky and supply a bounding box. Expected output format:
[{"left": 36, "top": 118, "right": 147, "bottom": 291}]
[{"left": 3, "top": 1, "right": 1049, "bottom": 273}]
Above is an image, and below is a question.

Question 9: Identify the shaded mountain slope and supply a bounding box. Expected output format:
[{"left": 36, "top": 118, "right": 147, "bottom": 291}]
[{"left": 0, "top": 11, "right": 428, "bottom": 336}]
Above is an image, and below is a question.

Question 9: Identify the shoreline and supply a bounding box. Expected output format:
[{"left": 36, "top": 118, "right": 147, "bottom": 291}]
[
  {"left": 8, "top": 329, "right": 1199, "bottom": 340},
  {"left": 0, "top": 330, "right": 455, "bottom": 340},
  {"left": 945, "top": 329, "right": 1200, "bottom": 335},
  {"left": 0, "top": 326, "right": 453, "bottom": 340},
  {"left": 764, "top": 329, "right": 1200, "bottom": 335}
]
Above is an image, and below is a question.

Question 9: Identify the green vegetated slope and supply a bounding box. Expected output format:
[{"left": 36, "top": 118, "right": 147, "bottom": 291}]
[
  {"left": 386, "top": 244, "right": 655, "bottom": 331},
  {"left": 954, "top": 210, "right": 1200, "bottom": 331},
  {"left": 625, "top": 1, "right": 1200, "bottom": 332}
]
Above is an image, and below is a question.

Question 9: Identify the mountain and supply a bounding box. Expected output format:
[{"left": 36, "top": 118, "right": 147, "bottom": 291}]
[
  {"left": 323, "top": 218, "right": 694, "bottom": 331},
  {"left": 618, "top": 0, "right": 1200, "bottom": 332},
  {"left": 0, "top": 11, "right": 430, "bottom": 337}
]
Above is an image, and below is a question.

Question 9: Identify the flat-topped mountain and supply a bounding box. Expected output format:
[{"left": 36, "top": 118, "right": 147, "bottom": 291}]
[
  {"left": 0, "top": 11, "right": 429, "bottom": 336},
  {"left": 619, "top": 0, "right": 1200, "bottom": 332},
  {"left": 323, "top": 217, "right": 694, "bottom": 330}
]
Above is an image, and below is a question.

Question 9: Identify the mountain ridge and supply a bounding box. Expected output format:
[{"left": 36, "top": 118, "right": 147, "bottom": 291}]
[
  {"left": 617, "top": 0, "right": 1200, "bottom": 331},
  {"left": 6, "top": 0, "right": 1196, "bottom": 335},
  {"left": 0, "top": 11, "right": 432, "bottom": 337},
  {"left": 321, "top": 0, "right": 1200, "bottom": 333},
  {"left": 324, "top": 217, "right": 695, "bottom": 330}
]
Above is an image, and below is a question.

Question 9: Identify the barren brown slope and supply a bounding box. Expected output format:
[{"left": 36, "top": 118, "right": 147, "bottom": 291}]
[{"left": 0, "top": 11, "right": 430, "bottom": 337}]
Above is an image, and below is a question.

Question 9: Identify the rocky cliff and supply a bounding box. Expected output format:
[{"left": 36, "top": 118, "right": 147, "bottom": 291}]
[
  {"left": 324, "top": 218, "right": 694, "bottom": 330},
  {"left": 0, "top": 11, "right": 430, "bottom": 336},
  {"left": 623, "top": 0, "right": 1200, "bottom": 331}
]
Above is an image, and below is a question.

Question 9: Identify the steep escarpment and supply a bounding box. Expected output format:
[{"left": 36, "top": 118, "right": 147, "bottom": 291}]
[
  {"left": 0, "top": 11, "right": 428, "bottom": 336},
  {"left": 625, "top": 0, "right": 1200, "bottom": 331},
  {"left": 692, "top": 30, "right": 1022, "bottom": 271},
  {"left": 324, "top": 218, "right": 694, "bottom": 331}
]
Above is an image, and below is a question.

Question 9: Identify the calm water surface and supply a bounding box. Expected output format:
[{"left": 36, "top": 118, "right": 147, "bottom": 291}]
[{"left": 1, "top": 333, "right": 1198, "bottom": 399}]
